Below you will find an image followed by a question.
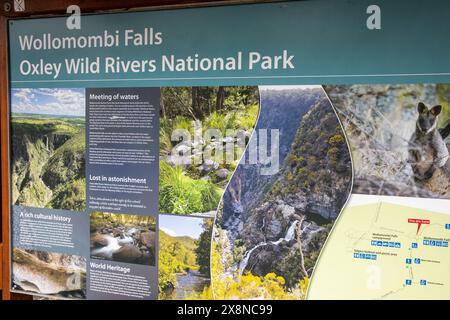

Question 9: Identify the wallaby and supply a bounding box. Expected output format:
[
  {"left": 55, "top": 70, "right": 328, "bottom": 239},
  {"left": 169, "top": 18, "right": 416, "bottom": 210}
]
[
  {"left": 439, "top": 118, "right": 450, "bottom": 140},
  {"left": 408, "top": 102, "right": 449, "bottom": 181}
]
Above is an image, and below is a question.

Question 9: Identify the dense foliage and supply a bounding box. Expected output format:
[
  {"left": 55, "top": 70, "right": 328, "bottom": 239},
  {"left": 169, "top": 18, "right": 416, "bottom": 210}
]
[
  {"left": 90, "top": 212, "right": 156, "bottom": 229},
  {"left": 160, "top": 86, "right": 259, "bottom": 120},
  {"left": 195, "top": 219, "right": 214, "bottom": 277},
  {"left": 158, "top": 230, "right": 198, "bottom": 299},
  {"left": 197, "top": 244, "right": 309, "bottom": 300},
  {"left": 159, "top": 161, "right": 222, "bottom": 214},
  {"left": 159, "top": 86, "right": 259, "bottom": 215},
  {"left": 270, "top": 97, "right": 351, "bottom": 197}
]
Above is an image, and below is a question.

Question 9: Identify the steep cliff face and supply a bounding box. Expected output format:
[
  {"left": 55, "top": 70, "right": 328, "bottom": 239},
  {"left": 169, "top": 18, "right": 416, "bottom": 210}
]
[
  {"left": 11, "top": 118, "right": 86, "bottom": 211},
  {"left": 237, "top": 97, "right": 351, "bottom": 280},
  {"left": 219, "top": 88, "right": 323, "bottom": 226},
  {"left": 270, "top": 98, "right": 351, "bottom": 218},
  {"left": 214, "top": 87, "right": 352, "bottom": 289}
]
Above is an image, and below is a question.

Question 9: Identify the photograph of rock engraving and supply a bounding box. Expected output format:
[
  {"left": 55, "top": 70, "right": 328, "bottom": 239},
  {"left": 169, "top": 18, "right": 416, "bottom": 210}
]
[
  {"left": 12, "top": 248, "right": 86, "bottom": 299},
  {"left": 90, "top": 212, "right": 156, "bottom": 266},
  {"left": 212, "top": 85, "right": 352, "bottom": 299},
  {"left": 11, "top": 88, "right": 86, "bottom": 211},
  {"left": 324, "top": 84, "right": 450, "bottom": 198},
  {"left": 159, "top": 86, "right": 259, "bottom": 216},
  {"left": 158, "top": 215, "right": 213, "bottom": 300}
]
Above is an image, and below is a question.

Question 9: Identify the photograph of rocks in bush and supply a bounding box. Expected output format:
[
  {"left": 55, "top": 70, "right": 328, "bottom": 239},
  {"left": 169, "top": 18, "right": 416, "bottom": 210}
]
[
  {"left": 10, "top": 88, "right": 86, "bottom": 211},
  {"left": 324, "top": 84, "right": 450, "bottom": 199},
  {"left": 158, "top": 215, "right": 213, "bottom": 300},
  {"left": 159, "top": 86, "right": 259, "bottom": 216},
  {"left": 12, "top": 248, "right": 86, "bottom": 299},
  {"left": 212, "top": 85, "right": 352, "bottom": 299},
  {"left": 90, "top": 212, "right": 156, "bottom": 266}
]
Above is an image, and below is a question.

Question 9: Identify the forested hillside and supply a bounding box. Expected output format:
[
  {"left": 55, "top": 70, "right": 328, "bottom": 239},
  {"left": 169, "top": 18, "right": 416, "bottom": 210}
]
[{"left": 11, "top": 114, "right": 86, "bottom": 211}]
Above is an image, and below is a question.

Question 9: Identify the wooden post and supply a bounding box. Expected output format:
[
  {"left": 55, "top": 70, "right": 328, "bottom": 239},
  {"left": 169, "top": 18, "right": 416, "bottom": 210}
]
[{"left": 0, "top": 15, "right": 12, "bottom": 300}]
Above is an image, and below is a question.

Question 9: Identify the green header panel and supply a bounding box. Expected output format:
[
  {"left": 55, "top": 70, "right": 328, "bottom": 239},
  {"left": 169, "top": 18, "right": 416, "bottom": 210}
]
[{"left": 8, "top": 0, "right": 450, "bottom": 87}]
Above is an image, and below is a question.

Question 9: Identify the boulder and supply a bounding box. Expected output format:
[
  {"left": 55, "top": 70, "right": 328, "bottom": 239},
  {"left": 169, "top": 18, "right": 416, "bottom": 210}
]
[
  {"left": 141, "top": 252, "right": 155, "bottom": 266},
  {"left": 112, "top": 230, "right": 121, "bottom": 237},
  {"left": 139, "top": 231, "right": 156, "bottom": 249},
  {"left": 216, "top": 168, "right": 229, "bottom": 180},
  {"left": 166, "top": 155, "right": 191, "bottom": 167},
  {"left": 417, "top": 162, "right": 450, "bottom": 198},
  {"left": 112, "top": 244, "right": 142, "bottom": 263},
  {"left": 175, "top": 144, "right": 191, "bottom": 155},
  {"left": 91, "top": 234, "right": 109, "bottom": 248},
  {"left": 276, "top": 204, "right": 295, "bottom": 219},
  {"left": 199, "top": 159, "right": 219, "bottom": 172}
]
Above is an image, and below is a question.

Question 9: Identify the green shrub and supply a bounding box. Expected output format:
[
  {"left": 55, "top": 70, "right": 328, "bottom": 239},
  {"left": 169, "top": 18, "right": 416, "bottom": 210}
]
[
  {"left": 173, "top": 115, "right": 194, "bottom": 132},
  {"left": 159, "top": 161, "right": 222, "bottom": 214},
  {"left": 236, "top": 104, "right": 259, "bottom": 130},
  {"left": 160, "top": 117, "right": 173, "bottom": 152},
  {"left": 204, "top": 112, "right": 229, "bottom": 135}
]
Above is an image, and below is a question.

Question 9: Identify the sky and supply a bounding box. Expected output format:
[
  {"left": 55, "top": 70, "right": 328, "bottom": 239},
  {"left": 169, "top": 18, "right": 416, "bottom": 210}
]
[
  {"left": 11, "top": 88, "right": 85, "bottom": 116},
  {"left": 159, "top": 214, "right": 205, "bottom": 239}
]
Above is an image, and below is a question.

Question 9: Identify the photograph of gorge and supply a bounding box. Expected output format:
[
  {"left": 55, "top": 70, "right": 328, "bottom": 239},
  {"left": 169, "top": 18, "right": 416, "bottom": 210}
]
[
  {"left": 90, "top": 212, "right": 156, "bottom": 266},
  {"left": 212, "top": 85, "right": 353, "bottom": 299},
  {"left": 324, "top": 84, "right": 450, "bottom": 199},
  {"left": 159, "top": 86, "right": 259, "bottom": 216},
  {"left": 11, "top": 88, "right": 86, "bottom": 211},
  {"left": 158, "top": 215, "right": 213, "bottom": 300},
  {"left": 12, "top": 248, "right": 86, "bottom": 299}
]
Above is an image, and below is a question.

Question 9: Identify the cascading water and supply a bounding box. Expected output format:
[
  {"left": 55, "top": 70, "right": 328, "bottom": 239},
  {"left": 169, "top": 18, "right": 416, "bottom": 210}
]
[
  {"left": 91, "top": 235, "right": 121, "bottom": 259},
  {"left": 238, "top": 220, "right": 299, "bottom": 275},
  {"left": 118, "top": 234, "right": 134, "bottom": 245},
  {"left": 45, "top": 135, "right": 49, "bottom": 152},
  {"left": 271, "top": 220, "right": 298, "bottom": 245},
  {"left": 126, "top": 228, "right": 137, "bottom": 236},
  {"left": 238, "top": 243, "right": 267, "bottom": 275}
]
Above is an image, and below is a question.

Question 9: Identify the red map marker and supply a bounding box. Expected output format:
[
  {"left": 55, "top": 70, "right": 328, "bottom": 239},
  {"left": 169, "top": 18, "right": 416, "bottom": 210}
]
[{"left": 408, "top": 218, "right": 430, "bottom": 235}]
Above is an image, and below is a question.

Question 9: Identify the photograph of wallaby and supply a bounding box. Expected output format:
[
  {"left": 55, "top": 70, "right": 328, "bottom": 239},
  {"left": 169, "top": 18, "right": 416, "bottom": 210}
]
[
  {"left": 409, "top": 103, "right": 449, "bottom": 181},
  {"left": 324, "top": 84, "right": 450, "bottom": 199}
]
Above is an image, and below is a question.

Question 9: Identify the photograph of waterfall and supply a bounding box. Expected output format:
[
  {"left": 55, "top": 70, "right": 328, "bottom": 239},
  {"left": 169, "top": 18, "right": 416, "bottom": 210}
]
[
  {"left": 211, "top": 85, "right": 353, "bottom": 299},
  {"left": 90, "top": 212, "right": 156, "bottom": 266},
  {"left": 10, "top": 88, "right": 86, "bottom": 211}
]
